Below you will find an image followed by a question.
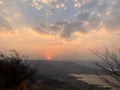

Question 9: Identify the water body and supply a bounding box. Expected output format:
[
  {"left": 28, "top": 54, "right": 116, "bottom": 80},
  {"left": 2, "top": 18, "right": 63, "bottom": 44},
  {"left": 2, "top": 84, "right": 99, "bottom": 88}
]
[{"left": 70, "top": 74, "right": 115, "bottom": 90}]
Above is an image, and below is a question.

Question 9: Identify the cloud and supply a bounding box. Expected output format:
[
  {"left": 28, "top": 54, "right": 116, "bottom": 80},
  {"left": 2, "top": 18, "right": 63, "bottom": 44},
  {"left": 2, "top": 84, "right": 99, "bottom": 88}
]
[
  {"left": 0, "top": 16, "right": 13, "bottom": 31},
  {"left": 0, "top": 0, "right": 3, "bottom": 4},
  {"left": 30, "top": 0, "right": 120, "bottom": 38},
  {"left": 0, "top": 0, "right": 120, "bottom": 38},
  {"left": 104, "top": 0, "right": 120, "bottom": 31},
  {"left": 52, "top": 0, "right": 120, "bottom": 38}
]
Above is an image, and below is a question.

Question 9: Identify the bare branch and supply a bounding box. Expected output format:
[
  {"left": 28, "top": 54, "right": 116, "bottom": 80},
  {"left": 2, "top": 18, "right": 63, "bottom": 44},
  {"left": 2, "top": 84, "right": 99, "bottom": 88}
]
[{"left": 92, "top": 48, "right": 120, "bottom": 89}]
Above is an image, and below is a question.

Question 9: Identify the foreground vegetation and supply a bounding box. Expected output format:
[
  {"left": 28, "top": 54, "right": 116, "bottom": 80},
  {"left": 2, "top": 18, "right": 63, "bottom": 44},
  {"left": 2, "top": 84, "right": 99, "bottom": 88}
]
[
  {"left": 0, "top": 50, "right": 111, "bottom": 90},
  {"left": 92, "top": 48, "right": 120, "bottom": 90},
  {"left": 0, "top": 50, "right": 39, "bottom": 90}
]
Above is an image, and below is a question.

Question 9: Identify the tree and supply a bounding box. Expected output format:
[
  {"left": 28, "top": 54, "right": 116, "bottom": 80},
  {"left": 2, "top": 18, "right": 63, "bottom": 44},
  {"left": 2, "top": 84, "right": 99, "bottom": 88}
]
[
  {"left": 92, "top": 48, "right": 120, "bottom": 90},
  {"left": 0, "top": 50, "right": 39, "bottom": 90}
]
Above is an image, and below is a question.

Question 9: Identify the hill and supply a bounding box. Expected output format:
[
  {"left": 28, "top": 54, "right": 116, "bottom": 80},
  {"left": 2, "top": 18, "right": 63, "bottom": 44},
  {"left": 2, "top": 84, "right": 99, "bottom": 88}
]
[{"left": 29, "top": 60, "right": 97, "bottom": 77}]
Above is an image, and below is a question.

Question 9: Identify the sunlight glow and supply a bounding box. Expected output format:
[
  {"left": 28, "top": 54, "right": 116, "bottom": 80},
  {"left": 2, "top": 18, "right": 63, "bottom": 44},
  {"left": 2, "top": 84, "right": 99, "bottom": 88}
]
[{"left": 46, "top": 54, "right": 52, "bottom": 60}]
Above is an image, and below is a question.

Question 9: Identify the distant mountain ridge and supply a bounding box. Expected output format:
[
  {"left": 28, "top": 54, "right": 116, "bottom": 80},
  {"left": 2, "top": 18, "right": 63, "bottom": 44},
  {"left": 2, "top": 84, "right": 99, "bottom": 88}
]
[{"left": 29, "top": 60, "right": 97, "bottom": 77}]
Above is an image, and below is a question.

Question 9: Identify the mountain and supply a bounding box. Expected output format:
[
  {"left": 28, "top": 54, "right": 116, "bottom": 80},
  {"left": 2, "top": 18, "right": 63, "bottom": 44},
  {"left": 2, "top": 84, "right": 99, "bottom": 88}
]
[{"left": 29, "top": 60, "right": 97, "bottom": 77}]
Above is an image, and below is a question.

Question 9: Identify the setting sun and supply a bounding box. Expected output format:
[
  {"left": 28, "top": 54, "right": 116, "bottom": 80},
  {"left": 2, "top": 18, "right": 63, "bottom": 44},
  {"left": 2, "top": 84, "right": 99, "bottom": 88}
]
[{"left": 46, "top": 55, "right": 52, "bottom": 60}]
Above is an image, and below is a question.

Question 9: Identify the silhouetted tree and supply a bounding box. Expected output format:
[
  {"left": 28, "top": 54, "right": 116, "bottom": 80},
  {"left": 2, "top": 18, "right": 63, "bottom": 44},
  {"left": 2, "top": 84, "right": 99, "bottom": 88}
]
[
  {"left": 92, "top": 48, "right": 120, "bottom": 90},
  {"left": 0, "top": 50, "right": 39, "bottom": 90}
]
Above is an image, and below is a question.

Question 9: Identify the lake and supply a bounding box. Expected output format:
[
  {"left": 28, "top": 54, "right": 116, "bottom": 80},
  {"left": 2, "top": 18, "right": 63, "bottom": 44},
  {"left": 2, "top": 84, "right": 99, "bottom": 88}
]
[{"left": 70, "top": 74, "right": 116, "bottom": 90}]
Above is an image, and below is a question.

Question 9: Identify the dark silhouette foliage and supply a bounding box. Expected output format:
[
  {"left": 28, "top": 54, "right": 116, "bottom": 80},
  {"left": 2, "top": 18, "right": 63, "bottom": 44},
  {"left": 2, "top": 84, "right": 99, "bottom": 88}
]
[
  {"left": 92, "top": 48, "right": 120, "bottom": 89},
  {"left": 0, "top": 50, "right": 39, "bottom": 89}
]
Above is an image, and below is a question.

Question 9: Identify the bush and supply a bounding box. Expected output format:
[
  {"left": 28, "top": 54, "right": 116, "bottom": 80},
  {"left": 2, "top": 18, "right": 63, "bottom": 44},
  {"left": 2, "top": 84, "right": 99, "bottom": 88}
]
[{"left": 0, "top": 50, "right": 39, "bottom": 89}]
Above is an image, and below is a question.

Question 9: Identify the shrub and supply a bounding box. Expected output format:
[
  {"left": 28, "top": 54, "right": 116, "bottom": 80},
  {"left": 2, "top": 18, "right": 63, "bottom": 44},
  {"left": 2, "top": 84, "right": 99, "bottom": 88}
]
[{"left": 0, "top": 50, "right": 39, "bottom": 90}]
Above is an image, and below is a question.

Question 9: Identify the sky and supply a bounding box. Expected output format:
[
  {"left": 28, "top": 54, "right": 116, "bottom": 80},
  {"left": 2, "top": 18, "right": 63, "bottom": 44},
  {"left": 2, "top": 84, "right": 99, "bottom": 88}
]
[{"left": 0, "top": 0, "right": 120, "bottom": 60}]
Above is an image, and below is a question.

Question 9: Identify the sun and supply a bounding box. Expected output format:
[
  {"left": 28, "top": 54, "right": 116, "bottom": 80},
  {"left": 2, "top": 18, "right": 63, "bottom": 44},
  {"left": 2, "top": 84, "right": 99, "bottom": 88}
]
[
  {"left": 47, "top": 56, "right": 51, "bottom": 60},
  {"left": 46, "top": 54, "right": 52, "bottom": 60}
]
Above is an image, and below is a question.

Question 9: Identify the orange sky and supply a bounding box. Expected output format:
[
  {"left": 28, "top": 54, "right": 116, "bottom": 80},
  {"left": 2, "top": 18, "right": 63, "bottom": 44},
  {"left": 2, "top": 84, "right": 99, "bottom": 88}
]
[
  {"left": 0, "top": 0, "right": 120, "bottom": 60},
  {"left": 0, "top": 28, "right": 120, "bottom": 60}
]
